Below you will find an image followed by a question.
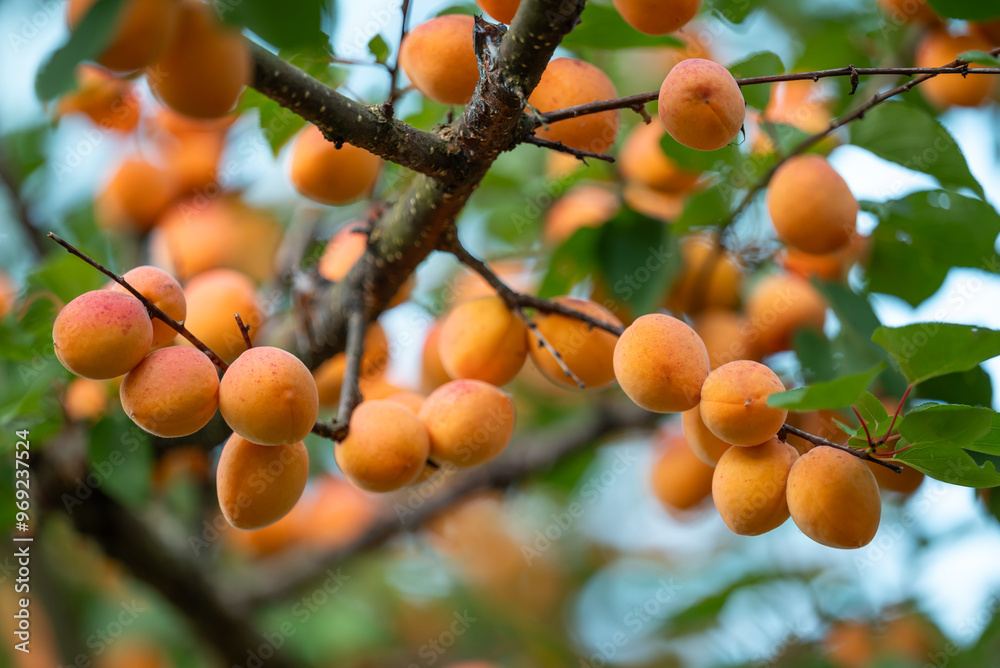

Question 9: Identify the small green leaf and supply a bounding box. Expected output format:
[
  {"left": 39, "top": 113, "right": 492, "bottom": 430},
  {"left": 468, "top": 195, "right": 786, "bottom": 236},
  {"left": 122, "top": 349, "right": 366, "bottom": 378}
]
[
  {"left": 595, "top": 212, "right": 680, "bottom": 316},
  {"left": 674, "top": 182, "right": 732, "bottom": 233},
  {"left": 855, "top": 392, "right": 890, "bottom": 424},
  {"left": 220, "top": 0, "right": 331, "bottom": 51},
  {"left": 236, "top": 89, "right": 308, "bottom": 155},
  {"left": 368, "top": 35, "right": 390, "bottom": 64},
  {"left": 706, "top": 0, "right": 765, "bottom": 24},
  {"left": 35, "top": 0, "right": 126, "bottom": 100},
  {"left": 768, "top": 363, "right": 884, "bottom": 411},
  {"left": 757, "top": 122, "right": 813, "bottom": 155},
  {"left": 561, "top": 4, "right": 683, "bottom": 51},
  {"left": 958, "top": 50, "right": 1000, "bottom": 66},
  {"left": 925, "top": 0, "right": 1000, "bottom": 20},
  {"left": 895, "top": 404, "right": 1000, "bottom": 487},
  {"left": 538, "top": 227, "right": 601, "bottom": 299},
  {"left": 727, "top": 51, "right": 784, "bottom": 110},
  {"left": 872, "top": 323, "right": 1000, "bottom": 384},
  {"left": 659, "top": 132, "right": 740, "bottom": 173}
]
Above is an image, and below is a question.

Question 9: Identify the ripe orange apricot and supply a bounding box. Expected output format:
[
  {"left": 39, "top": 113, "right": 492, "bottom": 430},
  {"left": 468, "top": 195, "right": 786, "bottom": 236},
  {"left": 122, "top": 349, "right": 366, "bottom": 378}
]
[
  {"left": 181, "top": 269, "right": 263, "bottom": 363},
  {"left": 289, "top": 475, "right": 378, "bottom": 551},
  {"left": 438, "top": 296, "right": 528, "bottom": 386},
  {"left": 57, "top": 65, "right": 140, "bottom": 133},
  {"left": 111, "top": 266, "right": 185, "bottom": 349},
  {"left": 475, "top": 0, "right": 519, "bottom": 23},
  {"left": 156, "top": 120, "right": 227, "bottom": 194},
  {"left": 529, "top": 58, "right": 620, "bottom": 153},
  {"left": 543, "top": 185, "right": 620, "bottom": 244},
  {"left": 693, "top": 309, "right": 753, "bottom": 369},
  {"left": 745, "top": 272, "right": 827, "bottom": 357},
  {"left": 613, "top": 0, "right": 701, "bottom": 35},
  {"left": 619, "top": 121, "right": 700, "bottom": 193},
  {"left": 529, "top": 297, "right": 623, "bottom": 389},
  {"left": 699, "top": 360, "right": 787, "bottom": 446},
  {"left": 824, "top": 621, "right": 875, "bottom": 668},
  {"left": 385, "top": 391, "right": 426, "bottom": 414},
  {"left": 778, "top": 247, "right": 846, "bottom": 282},
  {"left": 868, "top": 459, "right": 924, "bottom": 495},
  {"left": 67, "top": 0, "right": 177, "bottom": 72},
  {"left": 418, "top": 379, "right": 516, "bottom": 467},
  {"left": 290, "top": 125, "right": 383, "bottom": 205},
  {"left": 53, "top": 290, "right": 153, "bottom": 379},
  {"left": 120, "top": 346, "right": 220, "bottom": 437},
  {"left": 313, "top": 322, "right": 389, "bottom": 406},
  {"left": 219, "top": 346, "right": 319, "bottom": 446},
  {"left": 399, "top": 15, "right": 479, "bottom": 106},
  {"left": 94, "top": 158, "right": 177, "bottom": 233},
  {"left": 658, "top": 58, "right": 745, "bottom": 151},
  {"left": 216, "top": 434, "right": 309, "bottom": 530},
  {"left": 422, "top": 322, "right": 452, "bottom": 392},
  {"left": 915, "top": 30, "right": 996, "bottom": 108},
  {"left": 613, "top": 313, "right": 710, "bottom": 413},
  {"left": 664, "top": 233, "right": 744, "bottom": 314},
  {"left": 768, "top": 154, "right": 857, "bottom": 255},
  {"left": 786, "top": 446, "right": 882, "bottom": 548},
  {"left": 877, "top": 0, "right": 939, "bottom": 25},
  {"left": 622, "top": 182, "right": 686, "bottom": 222},
  {"left": 335, "top": 400, "right": 431, "bottom": 492},
  {"left": 682, "top": 406, "right": 732, "bottom": 465},
  {"left": 712, "top": 436, "right": 797, "bottom": 535},
  {"left": 64, "top": 378, "right": 110, "bottom": 422},
  {"left": 146, "top": 1, "right": 251, "bottom": 118},
  {"left": 650, "top": 428, "right": 715, "bottom": 514}
]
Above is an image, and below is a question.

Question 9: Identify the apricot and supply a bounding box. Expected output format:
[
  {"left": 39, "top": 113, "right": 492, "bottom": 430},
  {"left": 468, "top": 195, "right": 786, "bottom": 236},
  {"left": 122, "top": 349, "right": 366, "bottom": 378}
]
[
  {"left": 754, "top": 80, "right": 835, "bottom": 155},
  {"left": 64, "top": 378, "right": 110, "bottom": 422},
  {"left": 665, "top": 233, "right": 744, "bottom": 314},
  {"left": 545, "top": 151, "right": 583, "bottom": 179},
  {"left": 219, "top": 346, "right": 319, "bottom": 446},
  {"left": 658, "top": 58, "right": 745, "bottom": 151},
  {"left": 358, "top": 376, "right": 408, "bottom": 400},
  {"left": 152, "top": 445, "right": 209, "bottom": 491},
  {"left": 94, "top": 158, "right": 177, "bottom": 233},
  {"left": 712, "top": 437, "right": 797, "bottom": 535},
  {"left": 120, "top": 346, "right": 219, "bottom": 437},
  {"left": 778, "top": 247, "right": 846, "bottom": 282},
  {"left": 293, "top": 475, "right": 378, "bottom": 550},
  {"left": 613, "top": 313, "right": 710, "bottom": 413},
  {"left": 422, "top": 322, "right": 452, "bottom": 392},
  {"left": 868, "top": 459, "right": 924, "bottom": 495},
  {"left": 785, "top": 409, "right": 845, "bottom": 455},
  {"left": 529, "top": 58, "right": 619, "bottom": 153},
  {"left": 57, "top": 65, "right": 140, "bottom": 133},
  {"left": 216, "top": 434, "right": 309, "bottom": 530},
  {"left": 313, "top": 322, "right": 389, "bottom": 406},
  {"left": 157, "top": 126, "right": 226, "bottom": 194},
  {"left": 290, "top": 125, "right": 382, "bottom": 205},
  {"left": 544, "top": 185, "right": 620, "bottom": 244},
  {"left": 385, "top": 391, "right": 426, "bottom": 414},
  {"left": 53, "top": 290, "right": 153, "bottom": 379},
  {"left": 68, "top": 0, "right": 177, "bottom": 72},
  {"left": 786, "top": 446, "right": 882, "bottom": 548},
  {"left": 824, "top": 621, "right": 875, "bottom": 668},
  {"left": 418, "top": 379, "right": 516, "bottom": 467},
  {"left": 745, "top": 272, "right": 827, "bottom": 357},
  {"left": 692, "top": 309, "right": 753, "bottom": 369},
  {"left": 915, "top": 30, "right": 996, "bottom": 108},
  {"left": 650, "top": 428, "right": 715, "bottom": 514},
  {"left": 768, "top": 154, "right": 857, "bottom": 255},
  {"left": 619, "top": 121, "right": 700, "bottom": 193},
  {"left": 699, "top": 360, "right": 787, "bottom": 446},
  {"left": 613, "top": 0, "right": 700, "bottom": 35},
  {"left": 399, "top": 15, "right": 479, "bottom": 106},
  {"left": 438, "top": 296, "right": 528, "bottom": 386},
  {"left": 146, "top": 1, "right": 251, "bottom": 118},
  {"left": 528, "top": 296, "right": 623, "bottom": 389},
  {"left": 111, "top": 266, "right": 185, "bottom": 349},
  {"left": 475, "top": 0, "right": 519, "bottom": 23},
  {"left": 622, "top": 182, "right": 686, "bottom": 222},
  {"left": 335, "top": 400, "right": 430, "bottom": 492},
  {"left": 682, "top": 406, "right": 732, "bottom": 465},
  {"left": 181, "top": 269, "right": 263, "bottom": 363},
  {"left": 877, "top": 0, "right": 939, "bottom": 25},
  {"left": 0, "top": 270, "right": 16, "bottom": 319}
]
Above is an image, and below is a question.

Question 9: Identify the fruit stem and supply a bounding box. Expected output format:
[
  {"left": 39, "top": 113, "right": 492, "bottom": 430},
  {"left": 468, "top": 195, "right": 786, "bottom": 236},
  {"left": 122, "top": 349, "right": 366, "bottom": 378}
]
[
  {"left": 879, "top": 383, "right": 913, "bottom": 445},
  {"left": 778, "top": 423, "right": 902, "bottom": 472},
  {"left": 852, "top": 405, "right": 874, "bottom": 447}
]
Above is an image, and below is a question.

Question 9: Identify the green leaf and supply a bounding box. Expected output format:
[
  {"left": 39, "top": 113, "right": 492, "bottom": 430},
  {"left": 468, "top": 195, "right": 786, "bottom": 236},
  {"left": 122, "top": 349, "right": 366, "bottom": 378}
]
[
  {"left": 538, "top": 227, "right": 601, "bottom": 299},
  {"left": 87, "top": 416, "right": 153, "bottom": 508},
  {"left": 706, "top": 0, "right": 765, "bottom": 24},
  {"left": 560, "top": 4, "right": 683, "bottom": 51},
  {"left": 367, "top": 35, "right": 390, "bottom": 64},
  {"left": 925, "top": 0, "right": 1000, "bottom": 20},
  {"left": 917, "top": 366, "right": 993, "bottom": 408},
  {"left": 849, "top": 102, "right": 984, "bottom": 199},
  {"left": 220, "top": 0, "right": 330, "bottom": 51},
  {"left": 958, "top": 50, "right": 1000, "bottom": 66},
  {"left": 895, "top": 404, "right": 1000, "bottom": 487},
  {"left": 595, "top": 211, "right": 680, "bottom": 316},
  {"left": 872, "top": 323, "right": 1000, "bottom": 384},
  {"left": 236, "top": 89, "right": 308, "bottom": 155},
  {"left": 674, "top": 182, "right": 732, "bottom": 233},
  {"left": 758, "top": 122, "right": 813, "bottom": 155},
  {"left": 863, "top": 191, "right": 1000, "bottom": 306},
  {"left": 855, "top": 392, "right": 890, "bottom": 425},
  {"left": 659, "top": 132, "right": 740, "bottom": 173},
  {"left": 727, "top": 51, "right": 784, "bottom": 110},
  {"left": 768, "top": 363, "right": 884, "bottom": 411},
  {"left": 35, "top": 0, "right": 126, "bottom": 100}
]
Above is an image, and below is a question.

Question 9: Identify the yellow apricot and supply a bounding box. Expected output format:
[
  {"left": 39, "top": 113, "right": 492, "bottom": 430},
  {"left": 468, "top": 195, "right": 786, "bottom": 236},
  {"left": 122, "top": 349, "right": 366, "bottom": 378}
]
[
  {"left": 64, "top": 378, "right": 110, "bottom": 423},
  {"left": 658, "top": 58, "right": 745, "bottom": 151},
  {"left": 153, "top": 111, "right": 228, "bottom": 193},
  {"left": 335, "top": 400, "right": 431, "bottom": 492},
  {"left": 385, "top": 391, "right": 426, "bottom": 414},
  {"left": 786, "top": 446, "right": 882, "bottom": 548},
  {"left": 877, "top": 0, "right": 939, "bottom": 25},
  {"left": 664, "top": 233, "right": 744, "bottom": 314},
  {"left": 619, "top": 121, "right": 700, "bottom": 193},
  {"left": 219, "top": 346, "right": 319, "bottom": 446},
  {"left": 438, "top": 296, "right": 528, "bottom": 386},
  {"left": 622, "top": 182, "right": 686, "bottom": 222},
  {"left": 290, "top": 475, "right": 378, "bottom": 551},
  {"left": 545, "top": 151, "right": 584, "bottom": 179},
  {"left": 422, "top": 322, "right": 452, "bottom": 392},
  {"left": 68, "top": 0, "right": 177, "bottom": 72},
  {"left": 53, "top": 290, "right": 153, "bottom": 379},
  {"left": 529, "top": 58, "right": 620, "bottom": 153},
  {"left": 916, "top": 30, "right": 996, "bottom": 108},
  {"left": 768, "top": 154, "right": 857, "bottom": 255},
  {"left": 543, "top": 185, "right": 620, "bottom": 244},
  {"left": 868, "top": 459, "right": 924, "bottom": 495},
  {"left": 111, "top": 266, "right": 185, "bottom": 349},
  {"left": 824, "top": 621, "right": 875, "bottom": 668},
  {"left": 613, "top": 313, "right": 710, "bottom": 413},
  {"left": 316, "top": 224, "right": 413, "bottom": 307},
  {"left": 699, "top": 360, "right": 787, "bottom": 446},
  {"left": 147, "top": 1, "right": 251, "bottom": 118},
  {"left": 778, "top": 247, "right": 847, "bottom": 282},
  {"left": 418, "top": 379, "right": 516, "bottom": 467},
  {"left": 745, "top": 272, "right": 827, "bottom": 357},
  {"left": 57, "top": 65, "right": 141, "bottom": 133},
  {"left": 529, "top": 296, "right": 623, "bottom": 389},
  {"left": 290, "top": 125, "right": 382, "bottom": 205},
  {"left": 181, "top": 269, "right": 263, "bottom": 363},
  {"left": 692, "top": 309, "right": 753, "bottom": 369},
  {"left": 313, "top": 322, "right": 389, "bottom": 407},
  {"left": 613, "top": 0, "right": 701, "bottom": 35},
  {"left": 358, "top": 376, "right": 408, "bottom": 400},
  {"left": 0, "top": 270, "right": 16, "bottom": 319},
  {"left": 475, "top": 0, "right": 519, "bottom": 23},
  {"left": 120, "top": 346, "right": 219, "bottom": 437},
  {"left": 712, "top": 436, "right": 797, "bottom": 535},
  {"left": 94, "top": 158, "right": 177, "bottom": 233},
  {"left": 682, "top": 406, "right": 732, "bottom": 465},
  {"left": 399, "top": 15, "right": 479, "bottom": 106},
  {"left": 650, "top": 428, "right": 715, "bottom": 514},
  {"left": 216, "top": 434, "right": 309, "bottom": 530}
]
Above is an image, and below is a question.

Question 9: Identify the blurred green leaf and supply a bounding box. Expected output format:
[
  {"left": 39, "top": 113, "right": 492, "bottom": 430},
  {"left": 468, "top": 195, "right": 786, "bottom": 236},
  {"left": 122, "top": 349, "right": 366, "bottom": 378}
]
[
  {"left": 561, "top": 4, "right": 683, "bottom": 51},
  {"left": 872, "top": 323, "right": 1000, "bottom": 384},
  {"left": 221, "top": 0, "right": 331, "bottom": 51},
  {"left": 35, "top": 0, "right": 125, "bottom": 100},
  {"left": 769, "top": 363, "right": 884, "bottom": 410},
  {"left": 595, "top": 211, "right": 680, "bottom": 316},
  {"left": 758, "top": 121, "right": 813, "bottom": 155},
  {"left": 925, "top": 0, "right": 1000, "bottom": 20},
  {"left": 917, "top": 366, "right": 993, "bottom": 408},
  {"left": 237, "top": 89, "right": 308, "bottom": 155},
  {"left": 87, "top": 415, "right": 153, "bottom": 508},
  {"left": 659, "top": 132, "right": 740, "bottom": 173},
  {"left": 674, "top": 182, "right": 732, "bottom": 232},
  {"left": 727, "top": 51, "right": 784, "bottom": 109},
  {"left": 958, "top": 50, "right": 1000, "bottom": 66},
  {"left": 538, "top": 227, "right": 602, "bottom": 299},
  {"left": 896, "top": 404, "right": 1000, "bottom": 487},
  {"left": 367, "top": 35, "right": 390, "bottom": 64},
  {"left": 707, "top": 0, "right": 765, "bottom": 24}
]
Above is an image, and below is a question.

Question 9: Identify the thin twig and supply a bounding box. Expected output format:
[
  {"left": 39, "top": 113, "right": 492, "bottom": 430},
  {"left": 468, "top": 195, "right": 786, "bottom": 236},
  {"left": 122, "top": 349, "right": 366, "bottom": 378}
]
[
  {"left": 880, "top": 384, "right": 912, "bottom": 445},
  {"left": 234, "top": 313, "right": 253, "bottom": 351},
  {"left": 337, "top": 306, "right": 368, "bottom": 425},
  {"left": 518, "top": 307, "right": 585, "bottom": 388},
  {"left": 382, "top": 0, "right": 412, "bottom": 116},
  {"left": 778, "top": 423, "right": 902, "bottom": 472},
  {"left": 0, "top": 144, "right": 45, "bottom": 258},
  {"left": 853, "top": 405, "right": 874, "bottom": 445},
  {"left": 524, "top": 135, "right": 615, "bottom": 163}
]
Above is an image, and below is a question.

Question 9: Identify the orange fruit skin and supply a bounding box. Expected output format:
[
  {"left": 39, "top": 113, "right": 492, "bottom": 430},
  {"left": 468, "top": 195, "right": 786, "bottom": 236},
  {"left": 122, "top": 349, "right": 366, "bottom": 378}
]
[
  {"left": 418, "top": 380, "right": 516, "bottom": 468},
  {"left": 68, "top": 0, "right": 178, "bottom": 72},
  {"left": 313, "top": 322, "right": 389, "bottom": 407},
  {"left": 877, "top": 0, "right": 940, "bottom": 25},
  {"left": 422, "top": 322, "right": 452, "bottom": 393},
  {"left": 622, "top": 182, "right": 686, "bottom": 222},
  {"left": 94, "top": 158, "right": 177, "bottom": 233},
  {"left": 768, "top": 154, "right": 857, "bottom": 255},
  {"left": 529, "top": 58, "right": 620, "bottom": 153},
  {"left": 475, "top": 0, "right": 520, "bottom": 23},
  {"left": 438, "top": 296, "right": 529, "bottom": 386},
  {"left": 745, "top": 272, "right": 827, "bottom": 357},
  {"left": 658, "top": 58, "right": 745, "bottom": 151},
  {"left": 665, "top": 233, "right": 744, "bottom": 315},
  {"left": 692, "top": 309, "right": 754, "bottom": 369},
  {"left": 57, "top": 65, "right": 141, "bottom": 132},
  {"left": 699, "top": 360, "right": 788, "bottom": 447},
  {"left": 544, "top": 185, "right": 620, "bottom": 244},
  {"left": 682, "top": 406, "right": 732, "bottom": 466},
  {"left": 64, "top": 378, "right": 110, "bottom": 423},
  {"left": 650, "top": 428, "right": 715, "bottom": 515},
  {"left": 120, "top": 346, "right": 220, "bottom": 437},
  {"left": 868, "top": 459, "right": 925, "bottom": 495},
  {"left": 216, "top": 435, "right": 309, "bottom": 530},
  {"left": 111, "top": 265, "right": 186, "bottom": 349},
  {"left": 335, "top": 400, "right": 431, "bottom": 492},
  {"left": 619, "top": 121, "right": 701, "bottom": 193},
  {"left": 712, "top": 437, "right": 798, "bottom": 535},
  {"left": 613, "top": 0, "right": 701, "bottom": 35},
  {"left": 399, "top": 15, "right": 480, "bottom": 105},
  {"left": 53, "top": 290, "right": 153, "bottom": 380},
  {"left": 915, "top": 30, "right": 996, "bottom": 108},
  {"left": 529, "top": 296, "right": 623, "bottom": 389},
  {"left": 0, "top": 271, "right": 15, "bottom": 319},
  {"left": 290, "top": 125, "right": 383, "bottom": 205},
  {"left": 180, "top": 269, "right": 263, "bottom": 364}
]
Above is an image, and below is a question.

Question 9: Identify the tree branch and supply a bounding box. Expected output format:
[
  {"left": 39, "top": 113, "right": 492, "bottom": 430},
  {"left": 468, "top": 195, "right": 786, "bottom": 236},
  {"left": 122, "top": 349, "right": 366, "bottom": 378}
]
[
  {"left": 778, "top": 423, "right": 902, "bottom": 472},
  {"left": 0, "top": 142, "right": 45, "bottom": 258},
  {"left": 525, "top": 135, "right": 615, "bottom": 163}
]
